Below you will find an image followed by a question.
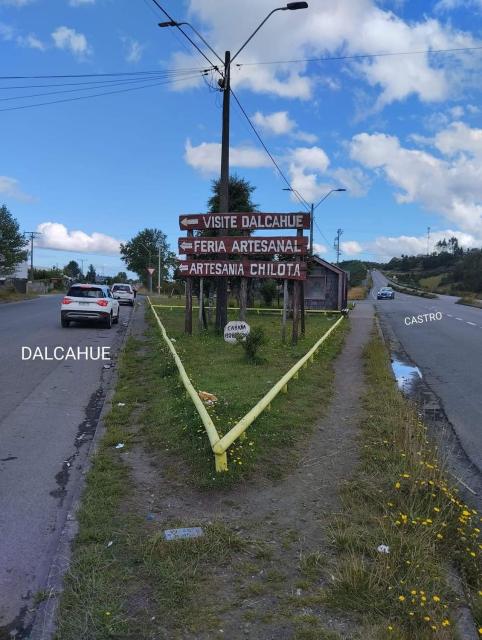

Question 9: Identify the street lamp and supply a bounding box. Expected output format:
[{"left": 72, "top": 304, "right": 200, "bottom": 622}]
[
  {"left": 283, "top": 187, "right": 346, "bottom": 255},
  {"left": 159, "top": 2, "right": 309, "bottom": 331}
]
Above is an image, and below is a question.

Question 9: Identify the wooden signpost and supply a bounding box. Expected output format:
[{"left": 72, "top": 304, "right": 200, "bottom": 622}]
[{"left": 178, "top": 212, "right": 308, "bottom": 343}]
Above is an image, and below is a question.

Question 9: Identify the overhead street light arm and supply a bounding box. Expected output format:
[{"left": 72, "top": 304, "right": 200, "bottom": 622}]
[
  {"left": 282, "top": 187, "right": 310, "bottom": 211},
  {"left": 313, "top": 188, "right": 346, "bottom": 211},
  {"left": 231, "top": 2, "right": 308, "bottom": 64},
  {"left": 158, "top": 21, "right": 224, "bottom": 65}
]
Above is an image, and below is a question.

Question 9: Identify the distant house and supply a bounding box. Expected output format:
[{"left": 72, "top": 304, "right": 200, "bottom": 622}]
[
  {"left": 304, "top": 255, "right": 348, "bottom": 311},
  {"left": 0, "top": 259, "right": 29, "bottom": 292}
]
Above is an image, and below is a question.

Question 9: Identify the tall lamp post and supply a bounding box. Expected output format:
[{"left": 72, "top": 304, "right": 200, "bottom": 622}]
[
  {"left": 160, "top": 2, "right": 309, "bottom": 331},
  {"left": 283, "top": 187, "right": 346, "bottom": 255}
]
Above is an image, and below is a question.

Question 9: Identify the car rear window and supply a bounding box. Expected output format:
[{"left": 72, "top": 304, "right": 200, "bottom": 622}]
[
  {"left": 68, "top": 286, "right": 105, "bottom": 298},
  {"left": 113, "top": 285, "right": 131, "bottom": 292}
]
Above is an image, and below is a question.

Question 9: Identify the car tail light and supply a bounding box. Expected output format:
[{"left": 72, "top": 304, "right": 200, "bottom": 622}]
[
  {"left": 96, "top": 299, "right": 109, "bottom": 307},
  {"left": 62, "top": 297, "right": 72, "bottom": 305}
]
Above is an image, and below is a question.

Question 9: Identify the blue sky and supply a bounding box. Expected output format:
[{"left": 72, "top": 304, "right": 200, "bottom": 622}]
[{"left": 1, "top": 0, "right": 481, "bottom": 274}]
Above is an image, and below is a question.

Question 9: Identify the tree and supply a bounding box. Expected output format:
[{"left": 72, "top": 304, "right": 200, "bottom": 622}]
[
  {"left": 120, "top": 228, "right": 176, "bottom": 287},
  {"left": 86, "top": 264, "right": 97, "bottom": 283},
  {"left": 63, "top": 260, "right": 82, "bottom": 280},
  {"left": 259, "top": 280, "right": 277, "bottom": 307},
  {"left": 0, "top": 205, "right": 28, "bottom": 276},
  {"left": 208, "top": 175, "right": 258, "bottom": 332},
  {"left": 113, "top": 271, "right": 127, "bottom": 283}
]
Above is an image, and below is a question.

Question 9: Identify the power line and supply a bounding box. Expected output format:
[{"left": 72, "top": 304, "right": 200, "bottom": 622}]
[
  {"left": 229, "top": 88, "right": 309, "bottom": 211},
  {"left": 0, "top": 74, "right": 188, "bottom": 102},
  {"left": 0, "top": 73, "right": 204, "bottom": 112},
  {"left": 0, "top": 69, "right": 203, "bottom": 80},
  {"left": 234, "top": 44, "right": 482, "bottom": 68},
  {"left": 149, "top": 0, "right": 220, "bottom": 71}
]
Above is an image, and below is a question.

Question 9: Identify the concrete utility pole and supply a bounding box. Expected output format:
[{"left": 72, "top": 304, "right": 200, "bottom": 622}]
[
  {"left": 334, "top": 228, "right": 343, "bottom": 264},
  {"left": 24, "top": 231, "right": 41, "bottom": 279}
]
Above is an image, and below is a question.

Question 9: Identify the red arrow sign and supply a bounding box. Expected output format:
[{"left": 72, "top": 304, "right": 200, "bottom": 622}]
[
  {"left": 178, "top": 260, "right": 307, "bottom": 280},
  {"left": 178, "top": 236, "right": 308, "bottom": 256},
  {"left": 179, "top": 212, "right": 309, "bottom": 231}
]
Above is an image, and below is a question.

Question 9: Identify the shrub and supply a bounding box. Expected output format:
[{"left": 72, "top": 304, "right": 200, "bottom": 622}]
[{"left": 239, "top": 326, "right": 266, "bottom": 364}]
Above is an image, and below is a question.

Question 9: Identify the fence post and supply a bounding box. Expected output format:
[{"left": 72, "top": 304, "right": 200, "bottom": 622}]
[{"left": 215, "top": 452, "right": 228, "bottom": 472}]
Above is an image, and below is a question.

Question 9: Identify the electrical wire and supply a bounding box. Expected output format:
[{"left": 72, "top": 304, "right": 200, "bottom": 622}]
[
  {"left": 0, "top": 73, "right": 204, "bottom": 112},
  {"left": 149, "top": 0, "right": 220, "bottom": 72},
  {"left": 0, "top": 69, "right": 203, "bottom": 80},
  {"left": 234, "top": 44, "right": 482, "bottom": 68},
  {"left": 0, "top": 73, "right": 193, "bottom": 102},
  {"left": 230, "top": 87, "right": 309, "bottom": 212}
]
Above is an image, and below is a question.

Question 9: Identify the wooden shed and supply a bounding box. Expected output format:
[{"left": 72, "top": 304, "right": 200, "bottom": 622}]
[{"left": 304, "top": 256, "right": 348, "bottom": 311}]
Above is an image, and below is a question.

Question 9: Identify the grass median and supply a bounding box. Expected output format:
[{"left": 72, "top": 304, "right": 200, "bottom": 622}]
[
  {"left": 55, "top": 304, "right": 348, "bottom": 639},
  {"left": 325, "top": 331, "right": 481, "bottom": 639}
]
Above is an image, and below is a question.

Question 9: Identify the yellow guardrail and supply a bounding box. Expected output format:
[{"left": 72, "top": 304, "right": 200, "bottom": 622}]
[
  {"left": 151, "top": 304, "right": 341, "bottom": 314},
  {"left": 148, "top": 297, "right": 344, "bottom": 472}
]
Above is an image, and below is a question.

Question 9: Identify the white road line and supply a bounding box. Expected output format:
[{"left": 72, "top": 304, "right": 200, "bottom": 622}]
[
  {"left": 447, "top": 314, "right": 453, "bottom": 317},
  {"left": 455, "top": 317, "right": 463, "bottom": 321},
  {"left": 467, "top": 321, "right": 476, "bottom": 326}
]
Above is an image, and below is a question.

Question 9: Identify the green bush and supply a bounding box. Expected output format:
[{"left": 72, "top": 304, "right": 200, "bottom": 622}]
[{"left": 239, "top": 326, "right": 266, "bottom": 364}]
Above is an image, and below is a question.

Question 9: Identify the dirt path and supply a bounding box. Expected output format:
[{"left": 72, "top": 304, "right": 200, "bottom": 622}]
[{"left": 128, "top": 302, "right": 374, "bottom": 639}]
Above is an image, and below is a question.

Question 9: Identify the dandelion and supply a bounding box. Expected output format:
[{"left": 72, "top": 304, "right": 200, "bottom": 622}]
[
  {"left": 442, "top": 620, "right": 450, "bottom": 627},
  {"left": 432, "top": 595, "right": 441, "bottom": 602},
  {"left": 395, "top": 482, "right": 401, "bottom": 489},
  {"left": 398, "top": 595, "right": 406, "bottom": 602}
]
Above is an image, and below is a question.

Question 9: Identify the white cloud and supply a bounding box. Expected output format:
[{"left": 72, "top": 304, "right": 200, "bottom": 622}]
[
  {"left": 252, "top": 111, "right": 296, "bottom": 135},
  {"left": 184, "top": 139, "right": 271, "bottom": 174},
  {"left": 171, "top": 0, "right": 480, "bottom": 105},
  {"left": 36, "top": 222, "right": 121, "bottom": 255},
  {"left": 435, "top": 0, "right": 482, "bottom": 11},
  {"left": 331, "top": 167, "right": 370, "bottom": 197},
  {"left": 433, "top": 121, "right": 482, "bottom": 157},
  {"left": 0, "top": 22, "right": 45, "bottom": 50},
  {"left": 0, "top": 176, "right": 35, "bottom": 202},
  {"left": 69, "top": 0, "right": 95, "bottom": 5},
  {"left": 0, "top": 0, "right": 35, "bottom": 5},
  {"left": 291, "top": 146, "right": 330, "bottom": 173},
  {"left": 350, "top": 127, "right": 482, "bottom": 238},
  {"left": 312, "top": 242, "right": 328, "bottom": 255},
  {"left": 122, "top": 36, "right": 144, "bottom": 64},
  {"left": 52, "top": 26, "right": 91, "bottom": 57},
  {"left": 366, "top": 229, "right": 480, "bottom": 260},
  {"left": 341, "top": 240, "right": 363, "bottom": 255}
]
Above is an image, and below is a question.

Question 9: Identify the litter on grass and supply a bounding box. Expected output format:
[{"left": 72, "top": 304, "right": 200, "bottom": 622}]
[
  {"left": 115, "top": 443, "right": 125, "bottom": 449},
  {"left": 117, "top": 402, "right": 126, "bottom": 407},
  {"left": 198, "top": 391, "right": 218, "bottom": 406},
  {"left": 377, "top": 544, "right": 390, "bottom": 554},
  {"left": 164, "top": 527, "right": 204, "bottom": 541}
]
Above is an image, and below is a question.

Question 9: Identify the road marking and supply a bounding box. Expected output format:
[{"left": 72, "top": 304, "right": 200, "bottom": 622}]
[
  {"left": 447, "top": 314, "right": 453, "bottom": 317},
  {"left": 455, "top": 317, "right": 463, "bottom": 321},
  {"left": 467, "top": 321, "right": 476, "bottom": 326}
]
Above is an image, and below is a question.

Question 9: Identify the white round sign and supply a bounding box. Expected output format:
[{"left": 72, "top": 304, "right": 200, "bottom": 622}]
[{"left": 224, "top": 320, "right": 250, "bottom": 344}]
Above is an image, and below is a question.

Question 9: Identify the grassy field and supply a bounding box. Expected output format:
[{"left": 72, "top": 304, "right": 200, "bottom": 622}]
[
  {"left": 145, "top": 305, "right": 346, "bottom": 484},
  {"left": 325, "top": 332, "right": 481, "bottom": 639},
  {"left": 54, "top": 304, "right": 348, "bottom": 640},
  {"left": 0, "top": 288, "right": 38, "bottom": 303}
]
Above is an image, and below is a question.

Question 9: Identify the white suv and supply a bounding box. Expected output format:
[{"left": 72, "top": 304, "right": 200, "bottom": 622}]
[
  {"left": 111, "top": 283, "right": 135, "bottom": 306},
  {"left": 61, "top": 284, "right": 120, "bottom": 328}
]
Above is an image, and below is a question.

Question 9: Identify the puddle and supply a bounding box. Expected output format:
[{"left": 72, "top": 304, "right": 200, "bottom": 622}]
[{"left": 391, "top": 357, "right": 422, "bottom": 393}]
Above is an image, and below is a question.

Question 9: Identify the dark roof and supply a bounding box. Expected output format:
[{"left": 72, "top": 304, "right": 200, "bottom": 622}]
[{"left": 308, "top": 255, "right": 347, "bottom": 277}]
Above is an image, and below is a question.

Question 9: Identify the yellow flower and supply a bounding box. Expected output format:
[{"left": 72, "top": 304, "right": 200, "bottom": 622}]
[
  {"left": 442, "top": 620, "right": 450, "bottom": 627},
  {"left": 433, "top": 595, "right": 441, "bottom": 602},
  {"left": 411, "top": 590, "right": 417, "bottom": 595},
  {"left": 399, "top": 595, "right": 406, "bottom": 602},
  {"left": 395, "top": 482, "right": 401, "bottom": 489},
  {"left": 423, "top": 616, "right": 430, "bottom": 621}
]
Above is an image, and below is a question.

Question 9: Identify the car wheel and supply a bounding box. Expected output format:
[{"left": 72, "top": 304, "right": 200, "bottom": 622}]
[
  {"left": 113, "top": 308, "right": 119, "bottom": 324},
  {"left": 61, "top": 318, "right": 70, "bottom": 328},
  {"left": 130, "top": 300, "right": 134, "bottom": 306},
  {"left": 105, "top": 312, "right": 112, "bottom": 329}
]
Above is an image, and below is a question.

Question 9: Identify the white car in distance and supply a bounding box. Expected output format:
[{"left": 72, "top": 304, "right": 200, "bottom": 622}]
[
  {"left": 60, "top": 284, "right": 120, "bottom": 328},
  {"left": 111, "top": 283, "right": 135, "bottom": 306}
]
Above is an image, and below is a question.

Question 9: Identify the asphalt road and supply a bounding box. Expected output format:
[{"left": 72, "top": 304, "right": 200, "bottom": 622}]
[
  {"left": 0, "top": 294, "right": 132, "bottom": 636},
  {"left": 370, "top": 270, "right": 482, "bottom": 473}
]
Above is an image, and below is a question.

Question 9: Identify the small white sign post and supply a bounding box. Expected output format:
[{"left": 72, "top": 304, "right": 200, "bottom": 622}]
[{"left": 224, "top": 320, "right": 250, "bottom": 344}]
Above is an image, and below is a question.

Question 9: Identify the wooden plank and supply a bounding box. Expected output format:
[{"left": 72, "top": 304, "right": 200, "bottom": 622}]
[
  {"left": 178, "top": 236, "right": 308, "bottom": 256},
  {"left": 178, "top": 259, "right": 307, "bottom": 280},
  {"left": 179, "top": 212, "right": 310, "bottom": 231}
]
